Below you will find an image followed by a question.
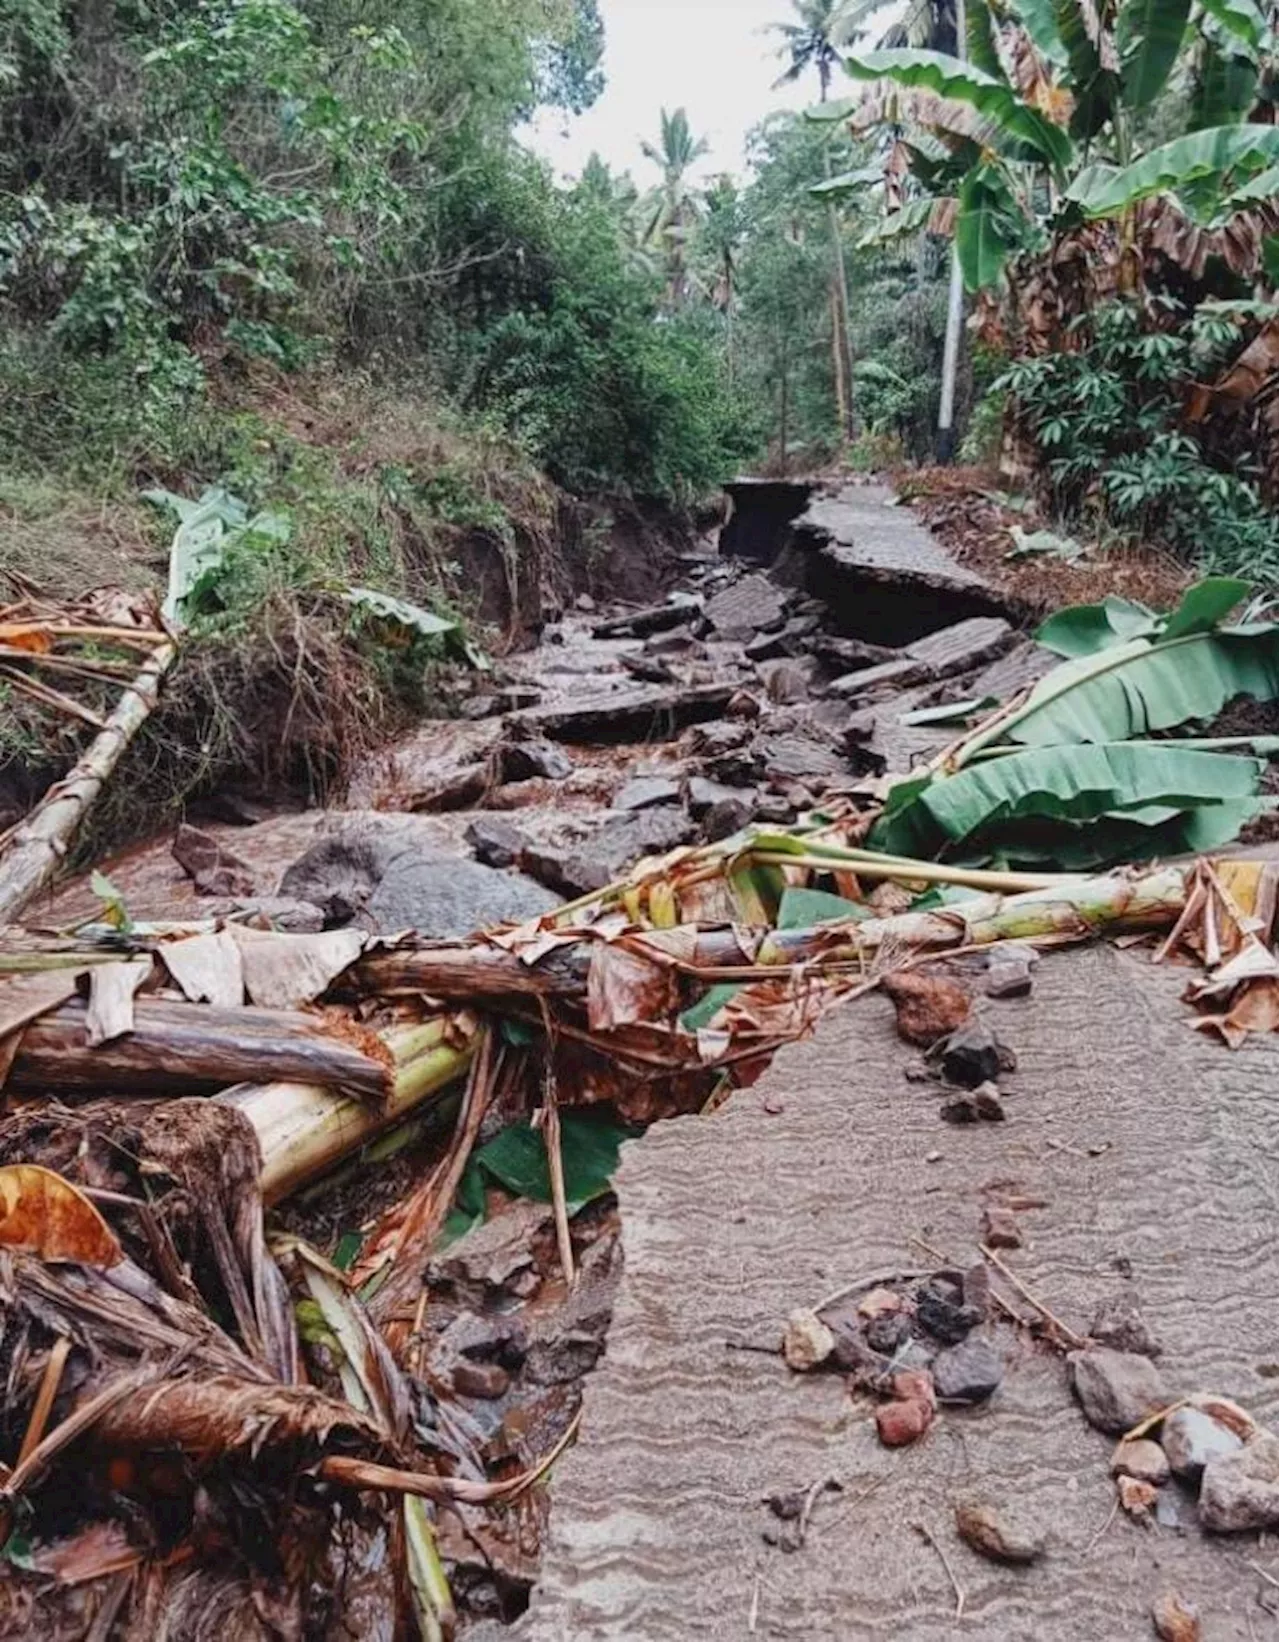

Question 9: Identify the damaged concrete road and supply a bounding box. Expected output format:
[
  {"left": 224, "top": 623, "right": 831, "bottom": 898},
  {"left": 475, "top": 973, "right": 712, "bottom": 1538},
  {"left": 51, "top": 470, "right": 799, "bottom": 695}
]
[{"left": 515, "top": 946, "right": 1277, "bottom": 1641}]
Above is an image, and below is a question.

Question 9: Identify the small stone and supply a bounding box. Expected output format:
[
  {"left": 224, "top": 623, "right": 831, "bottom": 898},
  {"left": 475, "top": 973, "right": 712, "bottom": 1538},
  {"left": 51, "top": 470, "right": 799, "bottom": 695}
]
[
  {"left": 857, "top": 1286, "right": 904, "bottom": 1321},
  {"left": 451, "top": 1359, "right": 510, "bottom": 1400},
  {"left": 984, "top": 944, "right": 1037, "bottom": 999},
  {"left": 1089, "top": 1291, "right": 1163, "bottom": 1359},
  {"left": 1151, "top": 1592, "right": 1201, "bottom": 1642},
  {"left": 574, "top": 592, "right": 596, "bottom": 611},
  {"left": 766, "top": 1489, "right": 805, "bottom": 1521},
  {"left": 876, "top": 1397, "right": 933, "bottom": 1447},
  {"left": 685, "top": 775, "right": 742, "bottom": 817},
  {"left": 1069, "top": 1348, "right": 1170, "bottom": 1435},
  {"left": 703, "top": 794, "right": 755, "bottom": 841},
  {"left": 954, "top": 1499, "right": 1045, "bottom": 1565},
  {"left": 613, "top": 775, "right": 682, "bottom": 811},
  {"left": 1154, "top": 1489, "right": 1183, "bottom": 1529},
  {"left": 1198, "top": 1433, "right": 1279, "bottom": 1533},
  {"left": 924, "top": 1150, "right": 943, "bottom": 1164},
  {"left": 1117, "top": 1475, "right": 1158, "bottom": 1518},
  {"left": 940, "top": 1093, "right": 979, "bottom": 1124},
  {"left": 464, "top": 816, "right": 527, "bottom": 869},
  {"left": 1160, "top": 1406, "right": 1243, "bottom": 1480},
  {"left": 891, "top": 1369, "right": 936, "bottom": 1409},
  {"left": 880, "top": 970, "right": 971, "bottom": 1048},
  {"left": 916, "top": 1277, "right": 981, "bottom": 1345},
  {"left": 903, "top": 1060, "right": 938, "bottom": 1084},
  {"left": 783, "top": 1308, "right": 835, "bottom": 1372},
  {"left": 1110, "top": 1438, "right": 1170, "bottom": 1487},
  {"left": 932, "top": 1335, "right": 1004, "bottom": 1403},
  {"left": 498, "top": 738, "right": 574, "bottom": 782},
  {"left": 935, "top": 1019, "right": 1005, "bottom": 1088},
  {"left": 980, "top": 1206, "right": 1022, "bottom": 1249},
  {"left": 865, "top": 1313, "right": 911, "bottom": 1355},
  {"left": 973, "top": 1083, "right": 1006, "bottom": 1121}
]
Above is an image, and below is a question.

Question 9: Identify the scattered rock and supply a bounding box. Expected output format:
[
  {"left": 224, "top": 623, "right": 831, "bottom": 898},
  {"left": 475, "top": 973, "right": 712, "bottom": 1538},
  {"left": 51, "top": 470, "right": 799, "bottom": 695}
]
[
  {"left": 522, "top": 807, "right": 695, "bottom": 897},
  {"left": 1110, "top": 1438, "right": 1171, "bottom": 1487},
  {"left": 916, "top": 1276, "right": 982, "bottom": 1345},
  {"left": 1160, "top": 1406, "right": 1243, "bottom": 1481},
  {"left": 451, "top": 1359, "right": 511, "bottom": 1400},
  {"left": 827, "top": 657, "right": 932, "bottom": 701},
  {"left": 904, "top": 1060, "right": 939, "bottom": 1084},
  {"left": 497, "top": 738, "right": 574, "bottom": 782},
  {"left": 984, "top": 944, "right": 1037, "bottom": 999},
  {"left": 592, "top": 594, "right": 701, "bottom": 640},
  {"left": 973, "top": 1083, "right": 1006, "bottom": 1121},
  {"left": 758, "top": 657, "right": 815, "bottom": 704},
  {"left": 172, "top": 823, "right": 257, "bottom": 898},
  {"left": 783, "top": 1308, "right": 835, "bottom": 1372},
  {"left": 932, "top": 1335, "right": 1003, "bottom": 1403},
  {"left": 613, "top": 775, "right": 683, "bottom": 811},
  {"left": 857, "top": 1286, "right": 904, "bottom": 1321},
  {"left": 980, "top": 1206, "right": 1022, "bottom": 1249},
  {"left": 1069, "top": 1348, "right": 1170, "bottom": 1435},
  {"left": 1198, "top": 1433, "right": 1279, "bottom": 1533},
  {"left": 1116, "top": 1475, "right": 1158, "bottom": 1519},
  {"left": 954, "top": 1499, "right": 1045, "bottom": 1564},
  {"left": 704, "top": 573, "right": 786, "bottom": 637},
  {"left": 880, "top": 971, "right": 971, "bottom": 1048},
  {"left": 465, "top": 816, "right": 527, "bottom": 869},
  {"left": 685, "top": 775, "right": 742, "bottom": 816},
  {"left": 876, "top": 1397, "right": 933, "bottom": 1448},
  {"left": 891, "top": 1369, "right": 936, "bottom": 1408},
  {"left": 1185, "top": 1391, "right": 1258, "bottom": 1442},
  {"left": 702, "top": 794, "right": 756, "bottom": 841},
  {"left": 523, "top": 1236, "right": 620, "bottom": 1386},
  {"left": 1088, "top": 1292, "right": 1163, "bottom": 1359},
  {"left": 426, "top": 1200, "right": 550, "bottom": 1305},
  {"left": 1151, "top": 1592, "right": 1201, "bottom": 1642},
  {"left": 934, "top": 1019, "right": 1006, "bottom": 1088},
  {"left": 865, "top": 1313, "right": 911, "bottom": 1355},
  {"left": 940, "top": 1093, "right": 980, "bottom": 1124}
]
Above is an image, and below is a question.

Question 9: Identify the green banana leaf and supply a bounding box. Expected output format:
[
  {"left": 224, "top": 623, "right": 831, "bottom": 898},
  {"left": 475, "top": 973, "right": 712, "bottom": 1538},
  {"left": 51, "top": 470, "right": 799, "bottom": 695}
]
[
  {"left": 1036, "top": 577, "right": 1249, "bottom": 655},
  {"left": 1053, "top": 0, "right": 1120, "bottom": 138},
  {"left": 1068, "top": 124, "right": 1279, "bottom": 217},
  {"left": 841, "top": 50, "right": 1075, "bottom": 174},
  {"left": 1197, "top": 0, "right": 1269, "bottom": 50},
  {"left": 976, "top": 623, "right": 1277, "bottom": 750},
  {"left": 1116, "top": 0, "right": 1193, "bottom": 109},
  {"left": 1009, "top": 0, "right": 1071, "bottom": 69},
  {"left": 966, "top": 0, "right": 1008, "bottom": 82},
  {"left": 870, "top": 741, "right": 1268, "bottom": 861},
  {"left": 957, "top": 163, "right": 1022, "bottom": 289},
  {"left": 1190, "top": 36, "right": 1262, "bottom": 130}
]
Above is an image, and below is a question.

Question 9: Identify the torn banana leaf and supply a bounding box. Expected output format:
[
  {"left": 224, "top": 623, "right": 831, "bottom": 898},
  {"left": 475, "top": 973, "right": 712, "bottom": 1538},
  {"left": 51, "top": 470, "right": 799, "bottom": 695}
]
[{"left": 871, "top": 742, "right": 1271, "bottom": 865}]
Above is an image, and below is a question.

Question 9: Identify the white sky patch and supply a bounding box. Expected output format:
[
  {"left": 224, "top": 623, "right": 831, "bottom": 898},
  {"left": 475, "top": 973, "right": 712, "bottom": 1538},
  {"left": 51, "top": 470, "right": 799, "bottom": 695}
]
[{"left": 523, "top": 0, "right": 902, "bottom": 187}]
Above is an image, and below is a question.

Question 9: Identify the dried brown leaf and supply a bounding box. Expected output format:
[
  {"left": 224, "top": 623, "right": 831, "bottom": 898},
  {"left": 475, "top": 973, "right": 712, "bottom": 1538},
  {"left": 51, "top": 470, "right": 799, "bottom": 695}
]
[{"left": 0, "top": 1165, "right": 122, "bottom": 1267}]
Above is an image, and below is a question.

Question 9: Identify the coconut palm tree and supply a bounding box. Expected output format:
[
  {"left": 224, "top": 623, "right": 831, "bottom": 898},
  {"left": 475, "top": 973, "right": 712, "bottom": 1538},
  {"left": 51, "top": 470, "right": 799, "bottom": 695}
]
[{"left": 640, "top": 107, "right": 710, "bottom": 307}]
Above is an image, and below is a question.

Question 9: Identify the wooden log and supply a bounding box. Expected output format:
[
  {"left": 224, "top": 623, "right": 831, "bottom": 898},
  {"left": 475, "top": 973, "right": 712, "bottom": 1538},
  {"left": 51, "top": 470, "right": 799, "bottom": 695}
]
[
  {"left": 0, "top": 640, "right": 175, "bottom": 924},
  {"left": 9, "top": 997, "right": 393, "bottom": 1101},
  {"left": 348, "top": 943, "right": 588, "bottom": 999}
]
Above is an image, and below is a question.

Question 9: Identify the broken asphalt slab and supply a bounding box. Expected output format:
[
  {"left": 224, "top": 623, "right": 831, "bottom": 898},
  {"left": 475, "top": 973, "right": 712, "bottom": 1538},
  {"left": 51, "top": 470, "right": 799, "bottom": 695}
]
[{"left": 517, "top": 945, "right": 1277, "bottom": 1640}]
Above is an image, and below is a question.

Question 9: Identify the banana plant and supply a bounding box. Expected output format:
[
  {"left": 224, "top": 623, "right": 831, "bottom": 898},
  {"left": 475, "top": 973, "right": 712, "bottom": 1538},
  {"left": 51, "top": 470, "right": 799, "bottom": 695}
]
[
  {"left": 868, "top": 579, "right": 1280, "bottom": 869},
  {"left": 821, "top": 0, "right": 1278, "bottom": 291}
]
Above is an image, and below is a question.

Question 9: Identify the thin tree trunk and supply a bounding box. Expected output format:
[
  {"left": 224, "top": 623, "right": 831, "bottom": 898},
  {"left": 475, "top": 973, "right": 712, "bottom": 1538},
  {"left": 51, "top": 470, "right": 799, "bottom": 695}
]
[
  {"left": 778, "top": 337, "right": 790, "bottom": 475},
  {"left": 0, "top": 641, "right": 175, "bottom": 926}
]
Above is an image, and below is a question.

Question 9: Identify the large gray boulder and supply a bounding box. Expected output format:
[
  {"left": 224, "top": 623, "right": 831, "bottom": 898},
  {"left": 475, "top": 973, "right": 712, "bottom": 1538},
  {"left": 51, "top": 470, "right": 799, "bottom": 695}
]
[{"left": 279, "top": 813, "right": 559, "bottom": 936}]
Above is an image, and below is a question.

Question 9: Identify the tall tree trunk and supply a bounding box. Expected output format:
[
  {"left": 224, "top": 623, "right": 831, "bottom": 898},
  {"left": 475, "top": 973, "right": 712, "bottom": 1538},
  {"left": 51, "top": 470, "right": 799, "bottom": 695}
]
[{"left": 778, "top": 337, "right": 790, "bottom": 475}]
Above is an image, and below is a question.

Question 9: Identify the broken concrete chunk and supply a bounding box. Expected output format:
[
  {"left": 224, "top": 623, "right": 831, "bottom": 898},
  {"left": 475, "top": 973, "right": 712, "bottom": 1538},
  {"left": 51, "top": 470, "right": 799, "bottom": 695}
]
[
  {"left": 591, "top": 593, "right": 701, "bottom": 640},
  {"left": 498, "top": 738, "right": 575, "bottom": 782},
  {"left": 1198, "top": 1433, "right": 1279, "bottom": 1532},
  {"left": 172, "top": 823, "right": 257, "bottom": 898},
  {"left": 905, "top": 616, "right": 1013, "bottom": 677},
  {"left": 518, "top": 683, "right": 734, "bottom": 744},
  {"left": 613, "top": 775, "right": 683, "bottom": 811},
  {"left": 704, "top": 573, "right": 786, "bottom": 637},
  {"left": 954, "top": 1499, "right": 1045, "bottom": 1564},
  {"left": 1068, "top": 1348, "right": 1169, "bottom": 1435},
  {"left": 826, "top": 657, "right": 932, "bottom": 700},
  {"left": 1161, "top": 1406, "right": 1243, "bottom": 1480},
  {"left": 522, "top": 807, "right": 696, "bottom": 897},
  {"left": 465, "top": 816, "right": 528, "bottom": 869}
]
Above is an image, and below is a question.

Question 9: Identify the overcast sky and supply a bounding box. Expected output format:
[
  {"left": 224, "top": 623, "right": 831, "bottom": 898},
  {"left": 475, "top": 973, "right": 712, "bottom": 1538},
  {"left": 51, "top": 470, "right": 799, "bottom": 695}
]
[{"left": 523, "top": 0, "right": 900, "bottom": 186}]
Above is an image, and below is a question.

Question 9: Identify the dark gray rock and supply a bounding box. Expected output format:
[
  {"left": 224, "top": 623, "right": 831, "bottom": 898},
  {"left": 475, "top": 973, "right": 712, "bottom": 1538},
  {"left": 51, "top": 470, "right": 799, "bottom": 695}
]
[
  {"left": 614, "top": 775, "right": 683, "bottom": 811},
  {"left": 281, "top": 813, "right": 559, "bottom": 936},
  {"left": 758, "top": 657, "right": 816, "bottom": 704},
  {"left": 1161, "top": 1407, "right": 1243, "bottom": 1480},
  {"left": 172, "top": 823, "right": 257, "bottom": 898},
  {"left": 1068, "top": 1348, "right": 1169, "bottom": 1435},
  {"left": 1199, "top": 1434, "right": 1279, "bottom": 1533},
  {"left": 465, "top": 816, "right": 528, "bottom": 869},
  {"left": 757, "top": 734, "right": 846, "bottom": 784},
  {"left": 686, "top": 775, "right": 742, "bottom": 817},
  {"left": 1088, "top": 1291, "right": 1163, "bottom": 1358},
  {"left": 498, "top": 737, "right": 575, "bottom": 781},
  {"left": 703, "top": 795, "right": 756, "bottom": 842},
  {"left": 523, "top": 807, "right": 696, "bottom": 897},
  {"left": 985, "top": 945, "right": 1036, "bottom": 999},
  {"left": 827, "top": 657, "right": 932, "bottom": 700},
  {"left": 915, "top": 1277, "right": 982, "bottom": 1345},
  {"left": 905, "top": 616, "right": 1013, "bottom": 677},
  {"left": 935, "top": 1019, "right": 1005, "bottom": 1088},
  {"left": 864, "top": 1312, "right": 911, "bottom": 1356},
  {"left": 704, "top": 573, "right": 786, "bottom": 637},
  {"left": 932, "top": 1334, "right": 1004, "bottom": 1402}
]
